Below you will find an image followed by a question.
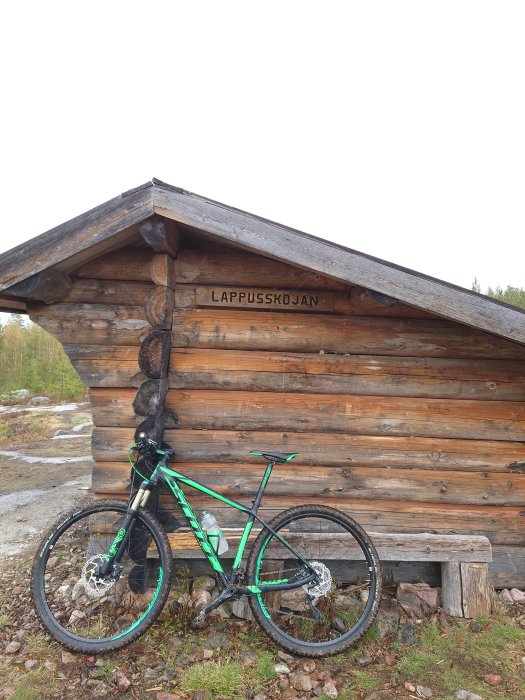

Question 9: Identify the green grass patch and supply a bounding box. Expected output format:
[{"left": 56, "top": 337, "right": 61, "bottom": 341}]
[
  {"left": 350, "top": 668, "right": 380, "bottom": 693},
  {"left": 255, "top": 649, "right": 276, "bottom": 680},
  {"left": 10, "top": 670, "right": 59, "bottom": 700},
  {"left": 180, "top": 659, "right": 252, "bottom": 699},
  {"left": 396, "top": 616, "right": 525, "bottom": 700}
]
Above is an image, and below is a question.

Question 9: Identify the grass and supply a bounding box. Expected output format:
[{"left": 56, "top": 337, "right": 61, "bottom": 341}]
[
  {"left": 180, "top": 659, "right": 253, "bottom": 699},
  {"left": 396, "top": 613, "right": 525, "bottom": 700},
  {"left": 255, "top": 649, "right": 276, "bottom": 680}
]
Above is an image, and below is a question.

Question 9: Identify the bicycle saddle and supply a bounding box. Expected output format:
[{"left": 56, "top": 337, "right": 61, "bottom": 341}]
[{"left": 249, "top": 450, "right": 299, "bottom": 463}]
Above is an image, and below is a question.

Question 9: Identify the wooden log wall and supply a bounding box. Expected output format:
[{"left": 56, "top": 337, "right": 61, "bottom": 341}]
[{"left": 27, "top": 227, "right": 525, "bottom": 587}]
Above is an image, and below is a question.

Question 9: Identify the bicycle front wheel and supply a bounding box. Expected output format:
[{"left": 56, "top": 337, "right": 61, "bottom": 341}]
[
  {"left": 247, "top": 504, "right": 382, "bottom": 657},
  {"left": 32, "top": 500, "right": 173, "bottom": 653}
]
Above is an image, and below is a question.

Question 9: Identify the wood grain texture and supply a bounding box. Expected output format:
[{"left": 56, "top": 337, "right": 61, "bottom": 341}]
[
  {"left": 169, "top": 348, "right": 525, "bottom": 401},
  {"left": 0, "top": 185, "right": 152, "bottom": 291},
  {"left": 63, "top": 278, "right": 154, "bottom": 306},
  {"left": 29, "top": 303, "right": 151, "bottom": 345},
  {"left": 5, "top": 270, "right": 72, "bottom": 303},
  {"left": 460, "top": 563, "right": 492, "bottom": 617},
  {"left": 154, "top": 184, "right": 525, "bottom": 345},
  {"left": 167, "top": 530, "right": 491, "bottom": 563},
  {"left": 173, "top": 248, "right": 349, "bottom": 290},
  {"left": 63, "top": 345, "right": 142, "bottom": 386},
  {"left": 176, "top": 283, "right": 433, "bottom": 318},
  {"left": 139, "top": 331, "right": 171, "bottom": 379},
  {"left": 92, "top": 460, "right": 525, "bottom": 505},
  {"left": 172, "top": 309, "right": 525, "bottom": 359},
  {"left": 74, "top": 248, "right": 156, "bottom": 282},
  {"left": 91, "top": 427, "right": 525, "bottom": 473}
]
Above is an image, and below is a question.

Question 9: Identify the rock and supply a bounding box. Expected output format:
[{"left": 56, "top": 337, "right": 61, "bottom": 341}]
[
  {"left": 417, "top": 686, "right": 433, "bottom": 698},
  {"left": 384, "top": 654, "right": 396, "bottom": 665},
  {"left": 191, "top": 588, "right": 212, "bottom": 610},
  {"left": 396, "top": 621, "right": 417, "bottom": 645},
  {"left": 231, "top": 596, "right": 254, "bottom": 620},
  {"left": 290, "top": 672, "right": 313, "bottom": 692},
  {"left": 278, "top": 650, "right": 296, "bottom": 664},
  {"left": 275, "top": 664, "right": 291, "bottom": 674},
  {"left": 282, "top": 689, "right": 298, "bottom": 699},
  {"left": 397, "top": 582, "right": 440, "bottom": 615},
  {"left": 303, "top": 660, "right": 316, "bottom": 673},
  {"left": 374, "top": 598, "right": 400, "bottom": 639},
  {"left": 510, "top": 588, "right": 525, "bottom": 602},
  {"left": 278, "top": 678, "right": 290, "bottom": 691},
  {"left": 455, "top": 691, "right": 483, "bottom": 700},
  {"left": 356, "top": 654, "right": 372, "bottom": 665},
  {"left": 404, "top": 682, "right": 416, "bottom": 692},
  {"left": 30, "top": 396, "right": 50, "bottom": 405},
  {"left": 24, "top": 659, "right": 38, "bottom": 670},
  {"left": 5, "top": 641, "right": 21, "bottom": 654},
  {"left": 280, "top": 588, "right": 309, "bottom": 612},
  {"left": 205, "top": 632, "right": 230, "bottom": 648},
  {"left": 115, "top": 669, "right": 131, "bottom": 693},
  {"left": 482, "top": 674, "right": 502, "bottom": 686},
  {"left": 157, "top": 694, "right": 181, "bottom": 700},
  {"left": 253, "top": 694, "right": 267, "bottom": 700},
  {"left": 498, "top": 589, "right": 514, "bottom": 605},
  {"left": 191, "top": 692, "right": 212, "bottom": 700},
  {"left": 44, "top": 661, "right": 58, "bottom": 671},
  {"left": 61, "top": 650, "right": 76, "bottom": 664},
  {"left": 192, "top": 576, "right": 216, "bottom": 592},
  {"left": 322, "top": 682, "right": 338, "bottom": 698}
]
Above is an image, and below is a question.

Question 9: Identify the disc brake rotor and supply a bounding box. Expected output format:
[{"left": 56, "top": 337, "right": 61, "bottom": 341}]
[
  {"left": 303, "top": 561, "right": 332, "bottom": 597},
  {"left": 75, "top": 555, "right": 118, "bottom": 600}
]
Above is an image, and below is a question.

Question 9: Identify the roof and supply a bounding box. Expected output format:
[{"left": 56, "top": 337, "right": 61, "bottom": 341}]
[{"left": 0, "top": 178, "right": 523, "bottom": 345}]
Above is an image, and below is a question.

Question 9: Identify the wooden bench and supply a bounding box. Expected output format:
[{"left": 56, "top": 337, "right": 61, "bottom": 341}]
[{"left": 166, "top": 529, "right": 493, "bottom": 619}]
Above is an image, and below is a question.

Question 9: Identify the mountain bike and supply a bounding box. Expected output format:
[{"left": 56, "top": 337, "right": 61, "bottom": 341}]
[{"left": 32, "top": 434, "right": 382, "bottom": 657}]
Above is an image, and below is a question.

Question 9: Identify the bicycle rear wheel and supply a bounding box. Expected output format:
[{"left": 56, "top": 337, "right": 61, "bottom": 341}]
[
  {"left": 32, "top": 500, "right": 173, "bottom": 653},
  {"left": 247, "top": 504, "right": 382, "bottom": 657}
]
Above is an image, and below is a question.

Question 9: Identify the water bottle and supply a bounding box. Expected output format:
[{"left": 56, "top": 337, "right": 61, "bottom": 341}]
[{"left": 200, "top": 512, "right": 228, "bottom": 555}]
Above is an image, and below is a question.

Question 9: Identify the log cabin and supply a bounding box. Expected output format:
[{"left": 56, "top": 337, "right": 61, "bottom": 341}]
[{"left": 0, "top": 178, "right": 523, "bottom": 589}]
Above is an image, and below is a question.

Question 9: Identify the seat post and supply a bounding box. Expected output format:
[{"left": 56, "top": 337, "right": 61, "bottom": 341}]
[{"left": 251, "top": 460, "right": 275, "bottom": 513}]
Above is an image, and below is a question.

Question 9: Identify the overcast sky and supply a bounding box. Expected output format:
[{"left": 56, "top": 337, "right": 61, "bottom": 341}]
[{"left": 1, "top": 1, "right": 524, "bottom": 293}]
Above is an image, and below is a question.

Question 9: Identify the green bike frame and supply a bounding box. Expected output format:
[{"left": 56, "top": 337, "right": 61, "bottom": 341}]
[{"left": 151, "top": 458, "right": 317, "bottom": 595}]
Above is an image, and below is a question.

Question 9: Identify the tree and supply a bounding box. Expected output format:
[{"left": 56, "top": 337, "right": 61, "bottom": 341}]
[
  {"left": 472, "top": 280, "right": 525, "bottom": 310},
  {"left": 0, "top": 316, "right": 86, "bottom": 400}
]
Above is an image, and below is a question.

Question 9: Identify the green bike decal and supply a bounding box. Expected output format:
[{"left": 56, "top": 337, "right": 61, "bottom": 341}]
[{"left": 105, "top": 528, "right": 126, "bottom": 561}]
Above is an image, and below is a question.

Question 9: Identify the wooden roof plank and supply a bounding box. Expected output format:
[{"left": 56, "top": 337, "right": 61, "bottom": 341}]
[
  {"left": 0, "top": 184, "right": 153, "bottom": 292},
  {"left": 153, "top": 185, "right": 525, "bottom": 345}
]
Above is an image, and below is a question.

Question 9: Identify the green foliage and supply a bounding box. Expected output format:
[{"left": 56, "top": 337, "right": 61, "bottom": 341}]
[
  {"left": 180, "top": 660, "right": 251, "bottom": 699},
  {"left": 472, "top": 279, "right": 525, "bottom": 309},
  {"left": 0, "top": 315, "right": 86, "bottom": 401}
]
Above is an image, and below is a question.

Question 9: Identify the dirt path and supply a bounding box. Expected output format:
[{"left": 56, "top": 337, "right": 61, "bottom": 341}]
[{"left": 0, "top": 402, "right": 94, "bottom": 557}]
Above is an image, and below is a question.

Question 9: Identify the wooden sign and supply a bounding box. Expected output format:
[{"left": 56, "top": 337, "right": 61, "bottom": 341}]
[{"left": 195, "top": 286, "right": 341, "bottom": 312}]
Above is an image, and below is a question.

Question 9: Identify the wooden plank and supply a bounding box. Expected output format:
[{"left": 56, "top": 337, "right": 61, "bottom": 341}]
[
  {"left": 0, "top": 186, "right": 153, "bottom": 292},
  {"left": 165, "top": 530, "right": 491, "bottom": 563},
  {"left": 5, "top": 270, "right": 72, "bottom": 303},
  {"left": 172, "top": 309, "right": 525, "bottom": 359},
  {"left": 154, "top": 184, "right": 525, "bottom": 345},
  {"left": 63, "top": 279, "right": 154, "bottom": 306},
  {"left": 150, "top": 254, "right": 175, "bottom": 288},
  {"left": 177, "top": 284, "right": 433, "bottom": 318},
  {"left": 460, "top": 563, "right": 492, "bottom": 617},
  {"left": 92, "top": 458, "right": 525, "bottom": 506},
  {"left": 441, "top": 562, "right": 463, "bottom": 616},
  {"left": 89, "top": 388, "right": 525, "bottom": 441},
  {"left": 173, "top": 248, "right": 349, "bottom": 290},
  {"left": 63, "top": 345, "right": 142, "bottom": 387},
  {"left": 169, "top": 348, "right": 525, "bottom": 401},
  {"left": 28, "top": 303, "right": 151, "bottom": 346},
  {"left": 91, "top": 427, "right": 525, "bottom": 474},
  {"left": 74, "top": 248, "right": 156, "bottom": 282}
]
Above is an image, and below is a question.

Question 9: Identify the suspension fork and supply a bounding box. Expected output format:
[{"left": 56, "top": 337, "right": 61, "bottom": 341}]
[{"left": 97, "top": 479, "right": 153, "bottom": 578}]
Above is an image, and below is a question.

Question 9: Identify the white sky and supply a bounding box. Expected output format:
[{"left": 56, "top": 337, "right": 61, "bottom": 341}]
[{"left": 1, "top": 1, "right": 524, "bottom": 292}]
